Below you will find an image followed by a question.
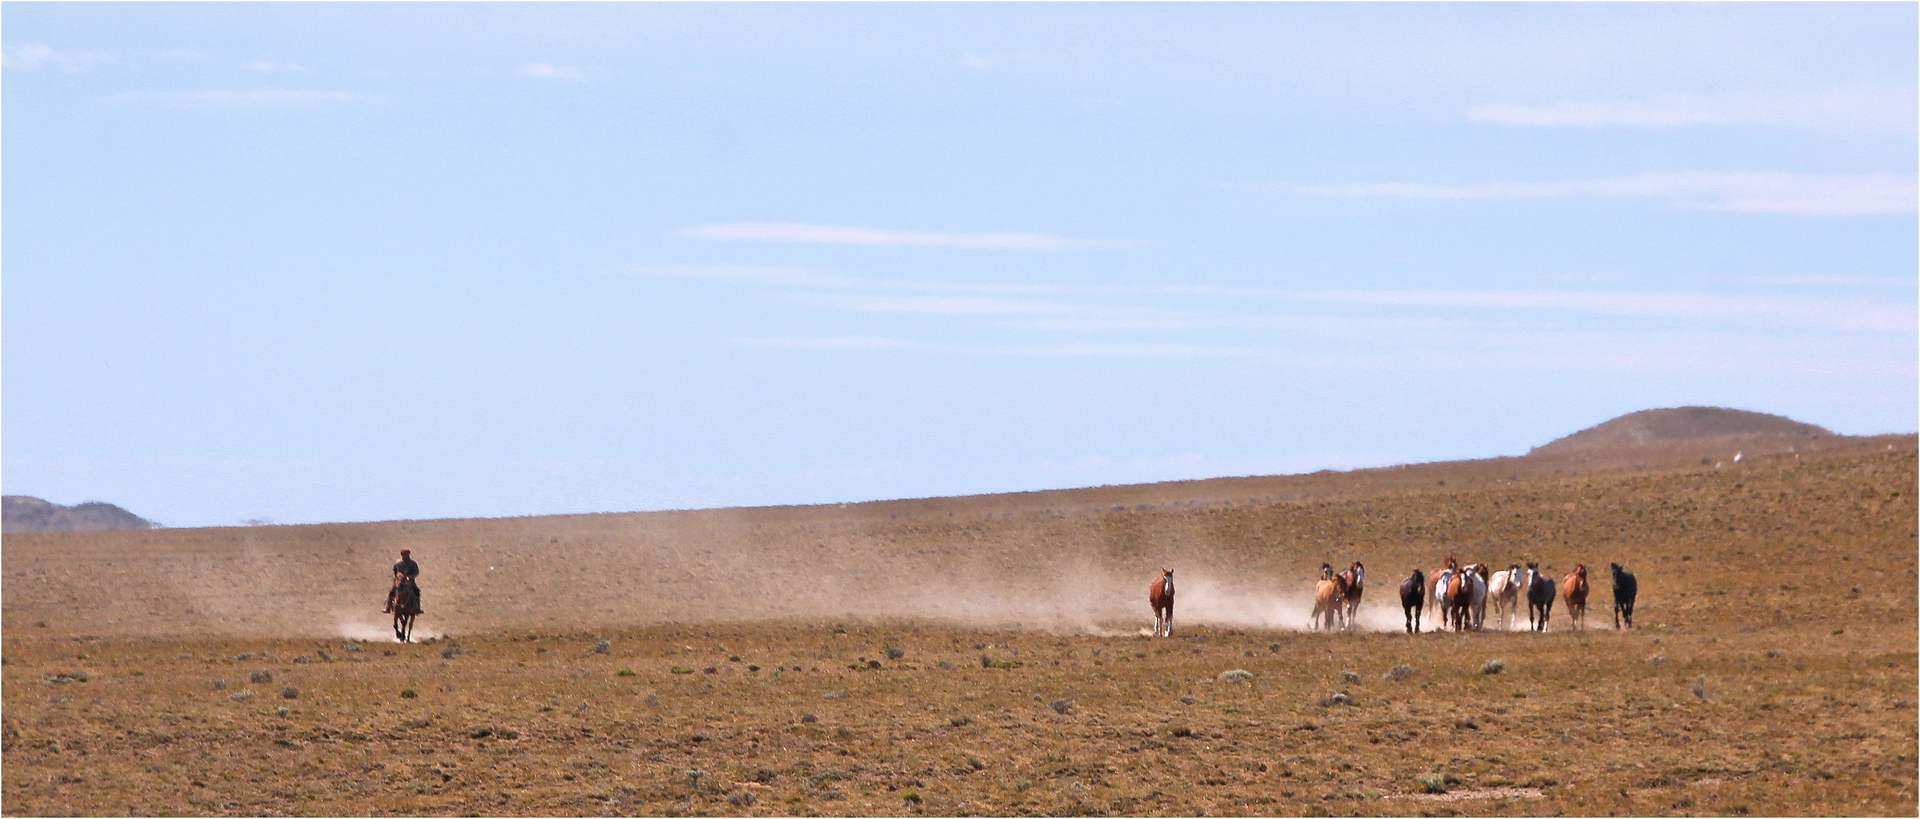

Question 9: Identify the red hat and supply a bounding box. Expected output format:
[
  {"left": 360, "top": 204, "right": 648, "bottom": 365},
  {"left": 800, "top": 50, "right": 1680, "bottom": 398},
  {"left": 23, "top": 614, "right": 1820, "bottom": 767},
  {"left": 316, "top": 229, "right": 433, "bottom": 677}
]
[{"left": 400, "top": 549, "right": 411, "bottom": 555}]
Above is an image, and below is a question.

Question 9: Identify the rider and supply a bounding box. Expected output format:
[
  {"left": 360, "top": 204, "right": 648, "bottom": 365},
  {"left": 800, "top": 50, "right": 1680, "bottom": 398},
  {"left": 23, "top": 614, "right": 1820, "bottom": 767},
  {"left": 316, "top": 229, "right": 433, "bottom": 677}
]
[{"left": 383, "top": 548, "right": 422, "bottom": 614}]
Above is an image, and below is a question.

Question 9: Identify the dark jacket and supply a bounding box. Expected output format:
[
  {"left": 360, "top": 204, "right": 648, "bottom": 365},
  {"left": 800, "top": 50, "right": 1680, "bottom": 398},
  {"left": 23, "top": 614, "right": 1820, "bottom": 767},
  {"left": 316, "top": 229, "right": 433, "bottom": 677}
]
[{"left": 393, "top": 557, "right": 420, "bottom": 579}]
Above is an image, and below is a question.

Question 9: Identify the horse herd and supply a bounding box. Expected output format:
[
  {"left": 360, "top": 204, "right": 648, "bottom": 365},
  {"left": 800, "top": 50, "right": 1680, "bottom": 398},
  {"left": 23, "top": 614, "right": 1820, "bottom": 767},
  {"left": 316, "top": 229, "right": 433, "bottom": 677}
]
[
  {"left": 1389, "top": 559, "right": 1637, "bottom": 634},
  {"left": 1145, "top": 561, "right": 1639, "bottom": 637}
]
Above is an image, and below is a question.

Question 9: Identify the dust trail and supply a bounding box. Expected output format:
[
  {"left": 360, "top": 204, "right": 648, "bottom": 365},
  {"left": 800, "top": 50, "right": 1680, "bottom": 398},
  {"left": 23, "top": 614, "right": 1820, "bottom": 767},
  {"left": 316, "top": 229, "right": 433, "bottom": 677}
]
[
  {"left": 334, "top": 613, "right": 441, "bottom": 643},
  {"left": 1154, "top": 572, "right": 1412, "bottom": 633}
]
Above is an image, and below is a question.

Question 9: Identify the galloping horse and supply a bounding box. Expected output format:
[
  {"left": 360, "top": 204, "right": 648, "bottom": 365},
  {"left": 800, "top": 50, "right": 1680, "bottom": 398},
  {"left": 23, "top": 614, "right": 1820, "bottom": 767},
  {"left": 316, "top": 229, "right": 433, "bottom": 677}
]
[
  {"left": 1562, "top": 563, "right": 1590, "bottom": 631},
  {"left": 392, "top": 576, "right": 422, "bottom": 643},
  {"left": 1445, "top": 565, "right": 1477, "bottom": 631},
  {"left": 1399, "top": 568, "right": 1426, "bottom": 633},
  {"left": 1467, "top": 564, "right": 1490, "bottom": 630},
  {"left": 1338, "top": 561, "right": 1366, "bottom": 631},
  {"left": 1149, "top": 568, "right": 1176, "bottom": 637},
  {"left": 1486, "top": 564, "right": 1521, "bottom": 631},
  {"left": 1428, "top": 558, "right": 1458, "bottom": 631},
  {"left": 1311, "top": 563, "right": 1348, "bottom": 632},
  {"left": 1524, "top": 562, "right": 1556, "bottom": 632},
  {"left": 1610, "top": 562, "right": 1638, "bottom": 629}
]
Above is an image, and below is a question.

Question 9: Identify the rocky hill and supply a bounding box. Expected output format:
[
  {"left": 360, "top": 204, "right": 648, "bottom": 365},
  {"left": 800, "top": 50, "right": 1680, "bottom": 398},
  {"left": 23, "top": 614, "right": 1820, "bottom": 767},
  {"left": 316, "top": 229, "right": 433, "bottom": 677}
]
[
  {"left": 1529, "top": 406, "right": 1833, "bottom": 456},
  {"left": 2, "top": 496, "right": 157, "bottom": 533}
]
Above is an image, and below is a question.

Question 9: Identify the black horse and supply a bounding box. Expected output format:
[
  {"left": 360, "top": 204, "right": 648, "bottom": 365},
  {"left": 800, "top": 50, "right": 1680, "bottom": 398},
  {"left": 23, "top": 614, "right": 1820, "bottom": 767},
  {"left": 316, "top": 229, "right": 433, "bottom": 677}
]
[
  {"left": 1525, "top": 561, "right": 1556, "bottom": 632},
  {"left": 1610, "top": 562, "right": 1638, "bottom": 629},
  {"left": 392, "top": 576, "right": 422, "bottom": 643},
  {"left": 1399, "top": 568, "right": 1426, "bottom": 634}
]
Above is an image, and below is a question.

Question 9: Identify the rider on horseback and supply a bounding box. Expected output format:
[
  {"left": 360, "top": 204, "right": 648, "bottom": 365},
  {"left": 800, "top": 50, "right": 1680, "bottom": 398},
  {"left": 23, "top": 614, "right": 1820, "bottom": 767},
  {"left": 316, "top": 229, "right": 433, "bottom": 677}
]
[{"left": 383, "top": 548, "right": 422, "bottom": 614}]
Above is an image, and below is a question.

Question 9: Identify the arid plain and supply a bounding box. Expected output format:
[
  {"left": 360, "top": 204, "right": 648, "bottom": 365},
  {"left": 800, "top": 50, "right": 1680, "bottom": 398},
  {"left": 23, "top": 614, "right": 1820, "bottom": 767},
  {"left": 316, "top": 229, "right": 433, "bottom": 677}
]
[{"left": 4, "top": 427, "right": 1914, "bottom": 817}]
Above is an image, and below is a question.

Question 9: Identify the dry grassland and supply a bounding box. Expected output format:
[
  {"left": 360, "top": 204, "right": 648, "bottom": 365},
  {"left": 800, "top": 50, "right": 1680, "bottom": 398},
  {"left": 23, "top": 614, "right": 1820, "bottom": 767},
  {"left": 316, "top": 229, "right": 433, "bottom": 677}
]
[{"left": 3, "top": 434, "right": 1915, "bottom": 816}]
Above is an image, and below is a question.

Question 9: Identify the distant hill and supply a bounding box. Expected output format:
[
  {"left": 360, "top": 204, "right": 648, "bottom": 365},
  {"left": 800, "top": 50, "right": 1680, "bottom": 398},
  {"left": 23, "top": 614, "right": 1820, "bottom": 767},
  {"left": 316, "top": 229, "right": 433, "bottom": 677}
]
[
  {"left": 1529, "top": 406, "right": 1832, "bottom": 456},
  {"left": 3, "top": 496, "right": 158, "bottom": 534}
]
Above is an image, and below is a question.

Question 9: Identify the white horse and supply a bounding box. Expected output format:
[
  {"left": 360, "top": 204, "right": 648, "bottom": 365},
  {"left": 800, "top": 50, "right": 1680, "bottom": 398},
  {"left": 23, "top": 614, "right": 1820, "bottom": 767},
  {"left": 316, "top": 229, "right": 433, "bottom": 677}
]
[
  {"left": 1428, "top": 566, "right": 1455, "bottom": 631},
  {"left": 1487, "top": 565, "right": 1521, "bottom": 631},
  {"left": 1462, "top": 564, "right": 1489, "bottom": 630}
]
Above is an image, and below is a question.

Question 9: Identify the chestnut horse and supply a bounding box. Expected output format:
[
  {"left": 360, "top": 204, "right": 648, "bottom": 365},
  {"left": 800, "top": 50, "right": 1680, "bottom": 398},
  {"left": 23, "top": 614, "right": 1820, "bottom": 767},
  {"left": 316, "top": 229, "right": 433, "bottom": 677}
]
[
  {"left": 1338, "top": 561, "right": 1366, "bottom": 631},
  {"left": 1445, "top": 565, "right": 1479, "bottom": 632},
  {"left": 1562, "top": 564, "right": 1590, "bottom": 631},
  {"left": 1399, "top": 568, "right": 1426, "bottom": 633},
  {"left": 1524, "top": 562, "right": 1556, "bottom": 632},
  {"left": 1610, "top": 562, "right": 1638, "bottom": 629},
  {"left": 1149, "top": 568, "right": 1176, "bottom": 637},
  {"left": 1311, "top": 563, "right": 1348, "bottom": 632}
]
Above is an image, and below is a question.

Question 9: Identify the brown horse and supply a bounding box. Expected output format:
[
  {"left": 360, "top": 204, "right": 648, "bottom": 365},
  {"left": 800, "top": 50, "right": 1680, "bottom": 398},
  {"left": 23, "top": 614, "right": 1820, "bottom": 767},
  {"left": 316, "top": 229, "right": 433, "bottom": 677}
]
[
  {"left": 1311, "top": 563, "right": 1348, "bottom": 632},
  {"left": 1562, "top": 564, "right": 1590, "bottom": 631},
  {"left": 392, "top": 576, "right": 421, "bottom": 643},
  {"left": 1445, "top": 567, "right": 1476, "bottom": 632},
  {"left": 1338, "top": 561, "right": 1366, "bottom": 631},
  {"left": 1149, "top": 568, "right": 1176, "bottom": 637}
]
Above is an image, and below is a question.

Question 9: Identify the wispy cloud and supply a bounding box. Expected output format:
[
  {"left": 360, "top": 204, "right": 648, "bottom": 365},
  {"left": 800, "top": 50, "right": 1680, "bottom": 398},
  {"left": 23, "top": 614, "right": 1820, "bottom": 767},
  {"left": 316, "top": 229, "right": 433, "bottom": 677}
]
[
  {"left": 1468, "top": 87, "right": 1918, "bottom": 135},
  {"left": 520, "top": 62, "right": 584, "bottom": 81},
  {"left": 3, "top": 43, "right": 111, "bottom": 72},
  {"left": 1748, "top": 273, "right": 1916, "bottom": 288},
  {"left": 634, "top": 264, "right": 1914, "bottom": 333},
  {"left": 680, "top": 222, "right": 1136, "bottom": 251},
  {"left": 246, "top": 60, "right": 309, "bottom": 74},
  {"left": 1294, "top": 172, "right": 1917, "bottom": 216},
  {"left": 108, "top": 89, "right": 367, "bottom": 106}
]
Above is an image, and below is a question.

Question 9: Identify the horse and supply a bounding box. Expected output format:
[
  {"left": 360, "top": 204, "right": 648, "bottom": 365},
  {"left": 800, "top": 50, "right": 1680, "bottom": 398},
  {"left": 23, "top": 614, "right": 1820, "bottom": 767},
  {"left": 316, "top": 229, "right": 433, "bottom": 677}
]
[
  {"left": 1338, "top": 561, "right": 1366, "bottom": 631},
  {"left": 1399, "top": 568, "right": 1426, "bottom": 633},
  {"left": 1524, "top": 562, "right": 1556, "bottom": 632},
  {"left": 1610, "top": 562, "right": 1638, "bottom": 629},
  {"left": 1149, "top": 568, "right": 1176, "bottom": 637},
  {"left": 1445, "top": 565, "right": 1478, "bottom": 631},
  {"left": 1562, "top": 563, "right": 1590, "bottom": 631},
  {"left": 1427, "top": 557, "right": 1458, "bottom": 631},
  {"left": 392, "top": 576, "right": 421, "bottom": 643},
  {"left": 1486, "top": 564, "right": 1521, "bottom": 631},
  {"left": 1311, "top": 563, "right": 1348, "bottom": 632},
  {"left": 1465, "top": 564, "right": 1490, "bottom": 630}
]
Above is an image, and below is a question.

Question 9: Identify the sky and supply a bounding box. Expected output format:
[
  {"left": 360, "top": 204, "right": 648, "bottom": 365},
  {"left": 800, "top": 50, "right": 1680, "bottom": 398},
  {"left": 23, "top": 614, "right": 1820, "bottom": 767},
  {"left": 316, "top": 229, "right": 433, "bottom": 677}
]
[{"left": 4, "top": 3, "right": 1915, "bottom": 529}]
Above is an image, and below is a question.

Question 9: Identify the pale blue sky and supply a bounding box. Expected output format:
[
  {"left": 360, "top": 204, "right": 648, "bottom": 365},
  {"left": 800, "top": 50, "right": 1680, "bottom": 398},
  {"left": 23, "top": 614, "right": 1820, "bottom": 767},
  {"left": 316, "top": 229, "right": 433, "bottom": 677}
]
[{"left": 5, "top": 3, "right": 1915, "bottom": 528}]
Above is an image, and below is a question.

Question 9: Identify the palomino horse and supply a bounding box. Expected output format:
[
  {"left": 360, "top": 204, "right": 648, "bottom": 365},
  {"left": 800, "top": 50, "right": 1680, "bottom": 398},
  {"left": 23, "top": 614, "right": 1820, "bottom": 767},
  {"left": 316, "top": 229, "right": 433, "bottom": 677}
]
[
  {"left": 1562, "top": 564, "right": 1590, "bottom": 631},
  {"left": 392, "top": 576, "right": 422, "bottom": 643},
  {"left": 1399, "top": 568, "right": 1426, "bottom": 633},
  {"left": 1338, "top": 561, "right": 1366, "bottom": 631},
  {"left": 1149, "top": 568, "right": 1176, "bottom": 637},
  {"left": 1486, "top": 564, "right": 1521, "bottom": 631},
  {"left": 1427, "top": 558, "right": 1458, "bottom": 631},
  {"left": 1524, "top": 562, "right": 1556, "bottom": 632},
  {"left": 1610, "top": 562, "right": 1638, "bottom": 629},
  {"left": 1311, "top": 563, "right": 1348, "bottom": 632}
]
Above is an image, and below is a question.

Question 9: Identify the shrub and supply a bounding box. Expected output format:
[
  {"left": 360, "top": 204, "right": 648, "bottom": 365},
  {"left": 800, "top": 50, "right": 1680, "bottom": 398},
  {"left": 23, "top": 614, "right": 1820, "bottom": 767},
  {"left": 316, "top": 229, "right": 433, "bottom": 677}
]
[
  {"left": 1481, "top": 659, "right": 1506, "bottom": 675},
  {"left": 400, "top": 688, "right": 418, "bottom": 698},
  {"left": 670, "top": 666, "right": 695, "bottom": 675}
]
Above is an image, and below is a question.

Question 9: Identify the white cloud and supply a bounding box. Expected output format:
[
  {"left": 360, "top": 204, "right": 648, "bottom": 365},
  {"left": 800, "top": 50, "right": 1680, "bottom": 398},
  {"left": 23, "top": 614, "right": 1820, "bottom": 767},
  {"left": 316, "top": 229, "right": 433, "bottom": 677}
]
[
  {"left": 1295, "top": 172, "right": 1918, "bottom": 216},
  {"left": 520, "top": 62, "right": 584, "bottom": 80},
  {"left": 108, "top": 89, "right": 366, "bottom": 105},
  {"left": 1467, "top": 87, "right": 1918, "bottom": 135},
  {"left": 246, "top": 60, "right": 309, "bottom": 74},
  {"left": 3, "top": 43, "right": 111, "bottom": 72},
  {"left": 679, "top": 222, "right": 1136, "bottom": 251},
  {"left": 636, "top": 264, "right": 1913, "bottom": 333},
  {"left": 1748, "top": 274, "right": 1916, "bottom": 288}
]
